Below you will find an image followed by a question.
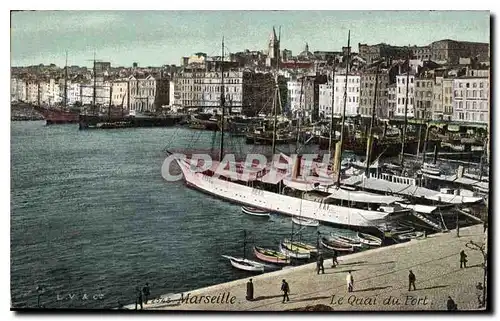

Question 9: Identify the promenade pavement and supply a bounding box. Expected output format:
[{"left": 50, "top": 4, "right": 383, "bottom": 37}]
[{"left": 125, "top": 224, "right": 487, "bottom": 311}]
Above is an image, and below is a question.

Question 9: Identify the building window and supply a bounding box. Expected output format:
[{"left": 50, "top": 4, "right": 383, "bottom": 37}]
[{"left": 410, "top": 78, "right": 414, "bottom": 83}]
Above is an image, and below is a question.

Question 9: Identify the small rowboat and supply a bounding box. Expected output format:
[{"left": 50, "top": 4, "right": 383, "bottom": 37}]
[
  {"left": 357, "top": 232, "right": 383, "bottom": 247},
  {"left": 328, "top": 234, "right": 363, "bottom": 248},
  {"left": 292, "top": 216, "right": 320, "bottom": 227},
  {"left": 283, "top": 239, "right": 318, "bottom": 254},
  {"left": 241, "top": 206, "right": 270, "bottom": 216},
  {"left": 320, "top": 237, "right": 354, "bottom": 252},
  {"left": 390, "top": 226, "right": 415, "bottom": 235},
  {"left": 396, "top": 231, "right": 424, "bottom": 242},
  {"left": 253, "top": 246, "right": 290, "bottom": 264},
  {"left": 279, "top": 242, "right": 311, "bottom": 259},
  {"left": 421, "top": 163, "right": 441, "bottom": 176},
  {"left": 221, "top": 255, "right": 266, "bottom": 272}
]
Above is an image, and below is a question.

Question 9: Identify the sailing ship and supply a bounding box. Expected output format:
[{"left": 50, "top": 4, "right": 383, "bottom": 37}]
[{"left": 32, "top": 52, "right": 80, "bottom": 125}]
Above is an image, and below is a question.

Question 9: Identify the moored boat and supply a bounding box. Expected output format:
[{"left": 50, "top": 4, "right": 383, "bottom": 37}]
[
  {"left": 328, "top": 234, "right": 363, "bottom": 248},
  {"left": 357, "top": 232, "right": 383, "bottom": 247},
  {"left": 221, "top": 255, "right": 267, "bottom": 272},
  {"left": 320, "top": 237, "right": 355, "bottom": 252},
  {"left": 395, "top": 231, "right": 424, "bottom": 242},
  {"left": 253, "top": 246, "right": 290, "bottom": 264},
  {"left": 421, "top": 163, "right": 442, "bottom": 176},
  {"left": 242, "top": 207, "right": 270, "bottom": 217},
  {"left": 279, "top": 242, "right": 311, "bottom": 259},
  {"left": 292, "top": 217, "right": 320, "bottom": 227},
  {"left": 283, "top": 239, "right": 318, "bottom": 254}
]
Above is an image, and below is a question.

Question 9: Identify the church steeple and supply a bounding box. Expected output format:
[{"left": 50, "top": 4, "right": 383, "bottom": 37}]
[{"left": 267, "top": 26, "right": 281, "bottom": 67}]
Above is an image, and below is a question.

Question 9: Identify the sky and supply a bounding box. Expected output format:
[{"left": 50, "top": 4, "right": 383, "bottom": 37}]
[{"left": 10, "top": 10, "right": 490, "bottom": 68}]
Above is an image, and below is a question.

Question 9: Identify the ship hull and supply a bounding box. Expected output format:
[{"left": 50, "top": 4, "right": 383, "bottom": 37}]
[{"left": 172, "top": 157, "right": 393, "bottom": 229}]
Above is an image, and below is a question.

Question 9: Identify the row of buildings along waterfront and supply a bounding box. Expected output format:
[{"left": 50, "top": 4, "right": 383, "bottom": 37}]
[{"left": 11, "top": 29, "right": 490, "bottom": 123}]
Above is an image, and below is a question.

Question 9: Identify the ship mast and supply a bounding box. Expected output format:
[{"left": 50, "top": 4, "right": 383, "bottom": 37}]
[
  {"left": 64, "top": 51, "right": 68, "bottom": 108},
  {"left": 219, "top": 36, "right": 225, "bottom": 162},
  {"left": 399, "top": 46, "right": 411, "bottom": 167},
  {"left": 93, "top": 52, "right": 97, "bottom": 115},
  {"left": 328, "top": 60, "right": 336, "bottom": 154},
  {"left": 271, "top": 28, "right": 281, "bottom": 156},
  {"left": 336, "top": 30, "right": 350, "bottom": 186},
  {"left": 365, "top": 62, "right": 380, "bottom": 176}
]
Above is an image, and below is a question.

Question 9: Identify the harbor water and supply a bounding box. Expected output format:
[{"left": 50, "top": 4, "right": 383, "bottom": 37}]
[{"left": 11, "top": 121, "right": 358, "bottom": 309}]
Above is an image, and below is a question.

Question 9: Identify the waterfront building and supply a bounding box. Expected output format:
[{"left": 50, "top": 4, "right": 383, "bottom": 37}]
[
  {"left": 11, "top": 78, "right": 27, "bottom": 102},
  {"left": 333, "top": 74, "right": 361, "bottom": 116},
  {"left": 359, "top": 70, "right": 389, "bottom": 119},
  {"left": 318, "top": 82, "right": 333, "bottom": 119},
  {"left": 387, "top": 83, "right": 397, "bottom": 119},
  {"left": 431, "top": 76, "right": 444, "bottom": 120},
  {"left": 395, "top": 73, "right": 415, "bottom": 118},
  {"left": 287, "top": 79, "right": 305, "bottom": 116},
  {"left": 111, "top": 80, "right": 129, "bottom": 107},
  {"left": 430, "top": 40, "right": 490, "bottom": 65},
  {"left": 441, "top": 78, "right": 454, "bottom": 121},
  {"left": 415, "top": 75, "right": 433, "bottom": 119},
  {"left": 177, "top": 66, "right": 274, "bottom": 116},
  {"left": 128, "top": 75, "right": 169, "bottom": 112},
  {"left": 452, "top": 76, "right": 489, "bottom": 124}
]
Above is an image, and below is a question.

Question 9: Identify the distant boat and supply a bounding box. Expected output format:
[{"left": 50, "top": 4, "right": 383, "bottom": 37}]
[
  {"left": 320, "top": 237, "right": 354, "bottom": 252},
  {"left": 292, "top": 216, "right": 319, "bottom": 227},
  {"left": 357, "top": 232, "right": 383, "bottom": 247},
  {"left": 221, "top": 255, "right": 266, "bottom": 272},
  {"left": 253, "top": 246, "right": 290, "bottom": 265},
  {"left": 279, "top": 242, "right": 311, "bottom": 259},
  {"left": 241, "top": 206, "right": 270, "bottom": 216}
]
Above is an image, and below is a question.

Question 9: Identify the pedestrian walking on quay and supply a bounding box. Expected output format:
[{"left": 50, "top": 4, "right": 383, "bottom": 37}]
[
  {"left": 142, "top": 283, "right": 150, "bottom": 305},
  {"left": 281, "top": 279, "right": 290, "bottom": 303},
  {"left": 317, "top": 253, "right": 325, "bottom": 274},
  {"left": 346, "top": 271, "right": 354, "bottom": 293},
  {"left": 447, "top": 296, "right": 458, "bottom": 311},
  {"left": 135, "top": 287, "right": 143, "bottom": 310},
  {"left": 246, "top": 279, "right": 254, "bottom": 301},
  {"left": 331, "top": 250, "right": 338, "bottom": 268},
  {"left": 408, "top": 270, "right": 416, "bottom": 291},
  {"left": 460, "top": 250, "right": 468, "bottom": 268},
  {"left": 483, "top": 220, "right": 488, "bottom": 233}
]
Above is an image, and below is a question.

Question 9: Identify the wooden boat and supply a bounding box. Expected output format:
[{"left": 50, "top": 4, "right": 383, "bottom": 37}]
[
  {"left": 283, "top": 239, "right": 318, "bottom": 254},
  {"left": 328, "top": 234, "right": 363, "bottom": 248},
  {"left": 390, "top": 226, "right": 415, "bottom": 235},
  {"left": 421, "top": 163, "right": 441, "bottom": 176},
  {"left": 221, "top": 255, "right": 266, "bottom": 272},
  {"left": 292, "top": 216, "right": 320, "bottom": 227},
  {"left": 241, "top": 206, "right": 270, "bottom": 216},
  {"left": 320, "top": 237, "right": 354, "bottom": 252},
  {"left": 253, "top": 246, "right": 290, "bottom": 264},
  {"left": 357, "top": 232, "right": 383, "bottom": 247},
  {"left": 279, "top": 242, "right": 311, "bottom": 259},
  {"left": 395, "top": 231, "right": 425, "bottom": 242}
]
